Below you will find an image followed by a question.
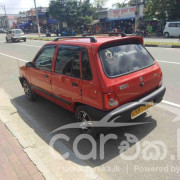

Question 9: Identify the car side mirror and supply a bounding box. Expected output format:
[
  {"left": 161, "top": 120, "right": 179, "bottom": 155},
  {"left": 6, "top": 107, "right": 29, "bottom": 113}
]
[{"left": 26, "top": 62, "right": 34, "bottom": 67}]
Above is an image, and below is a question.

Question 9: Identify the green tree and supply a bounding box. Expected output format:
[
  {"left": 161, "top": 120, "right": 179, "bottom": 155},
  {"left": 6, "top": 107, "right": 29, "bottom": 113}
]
[
  {"left": 49, "top": 0, "right": 95, "bottom": 31},
  {"left": 94, "top": 0, "right": 108, "bottom": 9},
  {"left": 144, "top": 0, "right": 180, "bottom": 21},
  {"left": 112, "top": 0, "right": 128, "bottom": 8}
]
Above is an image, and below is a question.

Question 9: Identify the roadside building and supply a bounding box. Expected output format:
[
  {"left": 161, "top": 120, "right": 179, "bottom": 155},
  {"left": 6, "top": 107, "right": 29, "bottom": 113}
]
[
  {"left": 0, "top": 14, "right": 18, "bottom": 29},
  {"left": 16, "top": 7, "right": 59, "bottom": 33},
  {"left": 97, "top": 5, "right": 144, "bottom": 34}
]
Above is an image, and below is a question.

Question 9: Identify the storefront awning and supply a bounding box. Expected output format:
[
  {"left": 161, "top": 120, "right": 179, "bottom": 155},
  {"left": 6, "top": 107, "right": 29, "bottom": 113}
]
[
  {"left": 90, "top": 20, "right": 99, "bottom": 25},
  {"left": 47, "top": 19, "right": 59, "bottom": 24},
  {"left": 144, "top": 17, "right": 158, "bottom": 21},
  {"left": 106, "top": 15, "right": 143, "bottom": 22}
]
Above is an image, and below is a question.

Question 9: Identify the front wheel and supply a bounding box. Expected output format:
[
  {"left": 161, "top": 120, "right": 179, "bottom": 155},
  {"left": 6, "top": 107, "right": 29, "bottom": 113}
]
[
  {"left": 75, "top": 106, "right": 97, "bottom": 137},
  {"left": 23, "top": 80, "right": 36, "bottom": 101},
  {"left": 164, "top": 32, "right": 169, "bottom": 38}
]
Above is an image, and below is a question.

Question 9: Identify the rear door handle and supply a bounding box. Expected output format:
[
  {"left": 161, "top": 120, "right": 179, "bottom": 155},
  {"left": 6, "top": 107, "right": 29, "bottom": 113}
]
[
  {"left": 72, "top": 82, "right": 78, "bottom": 87},
  {"left": 44, "top": 74, "right": 48, "bottom": 78}
]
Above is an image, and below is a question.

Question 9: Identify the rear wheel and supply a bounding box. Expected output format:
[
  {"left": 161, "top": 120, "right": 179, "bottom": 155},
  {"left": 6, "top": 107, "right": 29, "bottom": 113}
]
[
  {"left": 75, "top": 106, "right": 97, "bottom": 137},
  {"left": 23, "top": 80, "right": 36, "bottom": 101},
  {"left": 6, "top": 38, "right": 8, "bottom": 42},
  {"left": 164, "top": 32, "right": 169, "bottom": 38},
  {"left": 24, "top": 38, "right": 26, "bottom": 42}
]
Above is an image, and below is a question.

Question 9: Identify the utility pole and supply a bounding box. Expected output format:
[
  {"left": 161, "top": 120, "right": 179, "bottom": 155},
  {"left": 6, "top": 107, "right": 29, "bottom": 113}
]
[
  {"left": 135, "top": 0, "right": 140, "bottom": 33},
  {"left": 33, "top": 0, "right": 41, "bottom": 37}
]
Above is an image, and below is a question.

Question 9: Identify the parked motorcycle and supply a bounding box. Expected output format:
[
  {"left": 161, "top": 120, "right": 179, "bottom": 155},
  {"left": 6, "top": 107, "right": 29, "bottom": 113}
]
[
  {"left": 46, "top": 29, "right": 51, "bottom": 37},
  {"left": 135, "top": 30, "right": 148, "bottom": 37}
]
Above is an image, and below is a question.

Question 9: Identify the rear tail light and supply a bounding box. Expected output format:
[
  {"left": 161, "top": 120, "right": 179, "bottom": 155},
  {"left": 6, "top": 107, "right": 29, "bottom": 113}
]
[{"left": 103, "top": 93, "right": 119, "bottom": 110}]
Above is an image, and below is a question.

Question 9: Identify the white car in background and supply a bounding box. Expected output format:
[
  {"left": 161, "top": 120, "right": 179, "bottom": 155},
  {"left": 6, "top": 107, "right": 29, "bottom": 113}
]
[
  {"left": 163, "top": 22, "right": 180, "bottom": 38},
  {"left": 6, "top": 29, "right": 26, "bottom": 42}
]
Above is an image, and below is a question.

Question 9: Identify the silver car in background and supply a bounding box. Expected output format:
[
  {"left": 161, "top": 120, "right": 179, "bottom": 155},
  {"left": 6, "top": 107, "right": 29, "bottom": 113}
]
[
  {"left": 6, "top": 29, "right": 26, "bottom": 42},
  {"left": 163, "top": 22, "right": 180, "bottom": 38}
]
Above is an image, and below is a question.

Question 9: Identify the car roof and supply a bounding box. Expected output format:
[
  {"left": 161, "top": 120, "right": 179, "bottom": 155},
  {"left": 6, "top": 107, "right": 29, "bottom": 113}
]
[
  {"left": 44, "top": 36, "right": 143, "bottom": 48},
  {"left": 11, "top": 29, "right": 23, "bottom": 31}
]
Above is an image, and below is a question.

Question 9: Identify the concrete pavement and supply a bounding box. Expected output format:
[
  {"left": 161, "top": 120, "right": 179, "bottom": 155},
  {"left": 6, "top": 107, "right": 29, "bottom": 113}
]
[
  {"left": 0, "top": 120, "right": 45, "bottom": 180},
  {"left": 0, "top": 34, "right": 180, "bottom": 180}
]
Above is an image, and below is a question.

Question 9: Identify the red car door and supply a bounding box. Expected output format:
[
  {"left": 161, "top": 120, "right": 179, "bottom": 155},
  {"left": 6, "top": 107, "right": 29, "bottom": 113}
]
[
  {"left": 51, "top": 45, "right": 82, "bottom": 110},
  {"left": 29, "top": 45, "right": 57, "bottom": 94}
]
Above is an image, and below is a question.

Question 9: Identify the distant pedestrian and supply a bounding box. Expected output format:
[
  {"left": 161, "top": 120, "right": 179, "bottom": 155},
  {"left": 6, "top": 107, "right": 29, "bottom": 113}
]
[{"left": 56, "top": 28, "right": 59, "bottom": 37}]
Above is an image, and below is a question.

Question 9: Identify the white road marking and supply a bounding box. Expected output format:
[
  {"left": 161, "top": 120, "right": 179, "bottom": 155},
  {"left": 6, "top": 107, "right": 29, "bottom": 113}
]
[
  {"left": 157, "top": 60, "right": 180, "bottom": 65},
  {"left": 162, "top": 100, "right": 180, "bottom": 108},
  {"left": 14, "top": 43, "right": 41, "bottom": 48},
  {"left": 0, "top": 41, "right": 41, "bottom": 48},
  {"left": 0, "top": 52, "right": 28, "bottom": 62}
]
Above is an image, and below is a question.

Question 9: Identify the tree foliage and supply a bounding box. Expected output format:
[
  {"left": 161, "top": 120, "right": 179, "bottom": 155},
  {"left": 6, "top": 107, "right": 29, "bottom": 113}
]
[
  {"left": 94, "top": 0, "right": 108, "bottom": 9},
  {"left": 49, "top": 0, "right": 96, "bottom": 31},
  {"left": 112, "top": 0, "right": 128, "bottom": 8},
  {"left": 144, "top": 0, "right": 180, "bottom": 21}
]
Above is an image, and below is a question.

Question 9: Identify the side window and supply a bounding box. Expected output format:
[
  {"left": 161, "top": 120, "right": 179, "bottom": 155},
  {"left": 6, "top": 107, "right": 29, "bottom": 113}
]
[
  {"left": 9, "top": 31, "right": 12, "bottom": 34},
  {"left": 55, "top": 46, "right": 81, "bottom": 78},
  {"left": 81, "top": 50, "right": 92, "bottom": 80},
  {"left": 72, "top": 52, "right": 80, "bottom": 78},
  {"left": 34, "top": 46, "right": 56, "bottom": 71},
  {"left": 177, "top": 23, "right": 180, "bottom": 28},
  {"left": 169, "top": 23, "right": 176, "bottom": 27}
]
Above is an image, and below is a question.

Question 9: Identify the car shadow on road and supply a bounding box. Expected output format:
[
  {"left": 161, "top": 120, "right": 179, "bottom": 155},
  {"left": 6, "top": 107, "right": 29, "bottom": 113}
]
[{"left": 11, "top": 95, "right": 157, "bottom": 167}]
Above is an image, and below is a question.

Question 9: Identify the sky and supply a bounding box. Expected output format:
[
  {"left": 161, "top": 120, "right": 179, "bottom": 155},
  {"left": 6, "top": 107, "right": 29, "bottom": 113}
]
[{"left": 0, "top": 0, "right": 125, "bottom": 14}]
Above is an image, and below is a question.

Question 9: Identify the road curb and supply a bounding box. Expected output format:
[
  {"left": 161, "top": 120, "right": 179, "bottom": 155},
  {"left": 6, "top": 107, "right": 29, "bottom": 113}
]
[
  {"left": 145, "top": 44, "right": 180, "bottom": 48},
  {"left": 0, "top": 88, "right": 105, "bottom": 180}
]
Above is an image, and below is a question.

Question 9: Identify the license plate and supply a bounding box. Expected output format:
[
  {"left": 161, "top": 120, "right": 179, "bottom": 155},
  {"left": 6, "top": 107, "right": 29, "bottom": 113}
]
[{"left": 131, "top": 101, "right": 154, "bottom": 119}]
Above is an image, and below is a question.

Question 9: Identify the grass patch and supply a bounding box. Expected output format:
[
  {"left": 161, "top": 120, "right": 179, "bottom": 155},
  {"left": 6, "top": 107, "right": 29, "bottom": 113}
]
[
  {"left": 145, "top": 41, "right": 180, "bottom": 46},
  {"left": 27, "top": 37, "right": 54, "bottom": 41}
]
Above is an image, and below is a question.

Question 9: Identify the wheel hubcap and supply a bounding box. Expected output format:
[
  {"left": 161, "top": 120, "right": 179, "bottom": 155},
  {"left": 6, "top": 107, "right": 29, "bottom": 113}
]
[
  {"left": 78, "top": 111, "right": 92, "bottom": 131},
  {"left": 24, "top": 84, "right": 31, "bottom": 97}
]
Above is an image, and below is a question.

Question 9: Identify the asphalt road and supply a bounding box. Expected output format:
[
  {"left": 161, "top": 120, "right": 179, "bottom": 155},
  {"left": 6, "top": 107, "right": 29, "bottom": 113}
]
[{"left": 0, "top": 34, "right": 180, "bottom": 180}]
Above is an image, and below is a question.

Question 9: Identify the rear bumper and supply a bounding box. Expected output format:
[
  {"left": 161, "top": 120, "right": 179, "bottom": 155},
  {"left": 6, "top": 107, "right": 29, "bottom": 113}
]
[
  {"left": 12, "top": 36, "right": 26, "bottom": 40},
  {"left": 108, "top": 86, "right": 166, "bottom": 122},
  {"left": 88, "top": 86, "right": 166, "bottom": 122}
]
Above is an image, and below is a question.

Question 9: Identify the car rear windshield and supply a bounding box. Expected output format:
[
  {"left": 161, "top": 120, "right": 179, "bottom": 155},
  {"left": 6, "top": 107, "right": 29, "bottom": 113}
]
[
  {"left": 99, "top": 43, "right": 155, "bottom": 78},
  {"left": 14, "top": 30, "right": 23, "bottom": 34}
]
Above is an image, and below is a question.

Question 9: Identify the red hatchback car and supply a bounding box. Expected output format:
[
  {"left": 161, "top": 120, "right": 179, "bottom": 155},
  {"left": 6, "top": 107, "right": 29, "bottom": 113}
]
[{"left": 19, "top": 35, "right": 166, "bottom": 132}]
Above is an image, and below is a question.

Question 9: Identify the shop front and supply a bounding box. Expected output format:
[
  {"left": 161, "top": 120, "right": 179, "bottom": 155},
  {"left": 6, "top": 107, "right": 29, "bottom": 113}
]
[{"left": 98, "top": 5, "right": 144, "bottom": 34}]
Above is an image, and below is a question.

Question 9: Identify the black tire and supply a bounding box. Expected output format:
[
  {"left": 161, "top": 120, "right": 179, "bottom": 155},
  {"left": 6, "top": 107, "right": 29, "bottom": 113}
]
[
  {"left": 24, "top": 38, "right": 26, "bottom": 42},
  {"left": 6, "top": 38, "right": 8, "bottom": 43},
  {"left": 164, "top": 32, "right": 169, "bottom": 38},
  {"left": 23, "top": 80, "right": 36, "bottom": 101},
  {"left": 75, "top": 106, "right": 98, "bottom": 137}
]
